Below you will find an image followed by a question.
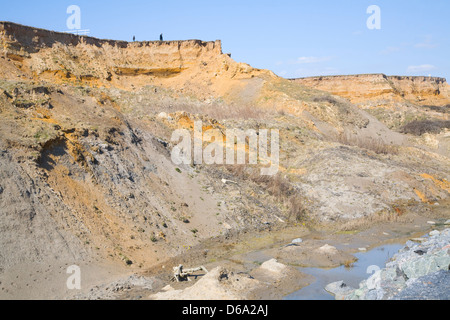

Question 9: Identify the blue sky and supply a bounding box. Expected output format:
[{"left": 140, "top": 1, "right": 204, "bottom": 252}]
[{"left": 1, "top": 0, "right": 449, "bottom": 79}]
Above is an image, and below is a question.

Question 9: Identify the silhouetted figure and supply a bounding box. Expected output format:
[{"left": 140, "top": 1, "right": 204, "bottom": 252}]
[
  {"left": 133, "top": 35, "right": 135, "bottom": 42},
  {"left": 160, "top": 33, "right": 163, "bottom": 41}
]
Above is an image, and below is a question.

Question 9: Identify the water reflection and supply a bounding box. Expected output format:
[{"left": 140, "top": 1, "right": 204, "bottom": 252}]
[{"left": 284, "top": 243, "right": 403, "bottom": 300}]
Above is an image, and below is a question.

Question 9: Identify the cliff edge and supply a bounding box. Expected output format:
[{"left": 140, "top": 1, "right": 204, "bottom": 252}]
[
  {"left": 291, "top": 73, "right": 450, "bottom": 107},
  {"left": 0, "top": 21, "right": 274, "bottom": 100}
]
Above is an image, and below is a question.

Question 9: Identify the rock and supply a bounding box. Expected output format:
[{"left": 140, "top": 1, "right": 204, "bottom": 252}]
[
  {"left": 358, "top": 248, "right": 367, "bottom": 252},
  {"left": 444, "top": 220, "right": 450, "bottom": 225},
  {"left": 317, "top": 244, "right": 338, "bottom": 255},
  {"left": 400, "top": 249, "right": 450, "bottom": 279},
  {"left": 222, "top": 222, "right": 232, "bottom": 230},
  {"left": 291, "top": 238, "right": 303, "bottom": 244},
  {"left": 410, "top": 238, "right": 427, "bottom": 243},
  {"left": 99, "top": 143, "right": 110, "bottom": 151},
  {"left": 427, "top": 221, "right": 436, "bottom": 225},
  {"left": 150, "top": 267, "right": 259, "bottom": 300},
  {"left": 354, "top": 289, "right": 364, "bottom": 298},
  {"left": 157, "top": 112, "right": 168, "bottom": 119},
  {"left": 221, "top": 179, "right": 237, "bottom": 185},
  {"left": 365, "top": 289, "right": 378, "bottom": 300},
  {"left": 161, "top": 285, "right": 174, "bottom": 292},
  {"left": 126, "top": 275, "right": 155, "bottom": 289},
  {"left": 156, "top": 138, "right": 168, "bottom": 148},
  {"left": 325, "top": 281, "right": 355, "bottom": 300},
  {"left": 393, "top": 270, "right": 450, "bottom": 300},
  {"left": 405, "top": 240, "right": 416, "bottom": 248},
  {"left": 414, "top": 249, "right": 427, "bottom": 256},
  {"left": 429, "top": 230, "right": 440, "bottom": 237},
  {"left": 258, "top": 259, "right": 287, "bottom": 274},
  {"left": 340, "top": 228, "right": 450, "bottom": 300}
]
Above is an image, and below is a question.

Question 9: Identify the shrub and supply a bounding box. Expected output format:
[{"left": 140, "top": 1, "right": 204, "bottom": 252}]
[
  {"left": 224, "top": 165, "right": 307, "bottom": 222},
  {"left": 335, "top": 132, "right": 398, "bottom": 155},
  {"left": 311, "top": 95, "right": 341, "bottom": 105},
  {"left": 400, "top": 119, "right": 450, "bottom": 136},
  {"left": 421, "top": 104, "right": 450, "bottom": 113},
  {"left": 288, "top": 196, "right": 307, "bottom": 222}
]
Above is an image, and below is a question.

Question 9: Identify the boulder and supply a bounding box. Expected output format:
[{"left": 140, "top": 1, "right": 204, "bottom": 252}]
[{"left": 325, "top": 281, "right": 355, "bottom": 300}]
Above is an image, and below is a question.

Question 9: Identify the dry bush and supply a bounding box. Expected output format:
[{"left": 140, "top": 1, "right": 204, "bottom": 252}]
[
  {"left": 224, "top": 164, "right": 246, "bottom": 179},
  {"left": 288, "top": 196, "right": 307, "bottom": 222},
  {"left": 224, "top": 165, "right": 307, "bottom": 222},
  {"left": 311, "top": 95, "right": 341, "bottom": 105},
  {"left": 249, "top": 171, "right": 294, "bottom": 199},
  {"left": 421, "top": 104, "right": 450, "bottom": 114},
  {"left": 400, "top": 119, "right": 450, "bottom": 136},
  {"left": 335, "top": 132, "right": 399, "bottom": 155},
  {"left": 338, "top": 210, "right": 412, "bottom": 232},
  {"left": 311, "top": 94, "right": 352, "bottom": 112}
]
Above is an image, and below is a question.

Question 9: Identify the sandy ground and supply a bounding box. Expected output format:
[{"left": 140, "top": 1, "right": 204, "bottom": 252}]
[
  {"left": 1, "top": 198, "right": 448, "bottom": 300},
  {"left": 49, "top": 204, "right": 450, "bottom": 300},
  {"left": 0, "top": 257, "right": 131, "bottom": 299}
]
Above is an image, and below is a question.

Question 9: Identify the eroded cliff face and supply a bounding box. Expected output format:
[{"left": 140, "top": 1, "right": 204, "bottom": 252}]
[
  {"left": 0, "top": 21, "right": 276, "bottom": 102},
  {"left": 291, "top": 74, "right": 450, "bottom": 107},
  {"left": 0, "top": 21, "right": 222, "bottom": 72}
]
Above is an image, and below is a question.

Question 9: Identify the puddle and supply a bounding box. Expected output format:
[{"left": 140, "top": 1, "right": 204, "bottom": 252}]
[{"left": 284, "top": 243, "right": 404, "bottom": 300}]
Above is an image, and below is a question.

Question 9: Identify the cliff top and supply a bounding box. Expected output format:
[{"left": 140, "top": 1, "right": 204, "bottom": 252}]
[
  {"left": 290, "top": 73, "right": 447, "bottom": 83},
  {"left": 0, "top": 21, "right": 221, "bottom": 50}
]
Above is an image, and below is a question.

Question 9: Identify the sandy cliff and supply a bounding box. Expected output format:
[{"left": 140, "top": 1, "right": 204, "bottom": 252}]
[
  {"left": 0, "top": 21, "right": 275, "bottom": 102},
  {"left": 291, "top": 74, "right": 450, "bottom": 106}
]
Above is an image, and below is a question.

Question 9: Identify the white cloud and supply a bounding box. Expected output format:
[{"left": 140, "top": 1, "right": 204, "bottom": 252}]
[
  {"left": 276, "top": 56, "right": 333, "bottom": 67},
  {"left": 414, "top": 42, "right": 437, "bottom": 49},
  {"left": 295, "top": 56, "right": 332, "bottom": 64},
  {"left": 414, "top": 35, "right": 438, "bottom": 49},
  {"left": 406, "top": 64, "right": 436, "bottom": 73},
  {"left": 380, "top": 46, "right": 401, "bottom": 55}
]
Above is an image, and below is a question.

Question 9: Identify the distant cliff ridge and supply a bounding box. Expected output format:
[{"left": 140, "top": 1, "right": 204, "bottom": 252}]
[
  {"left": 291, "top": 73, "right": 447, "bottom": 84},
  {"left": 291, "top": 73, "right": 450, "bottom": 106}
]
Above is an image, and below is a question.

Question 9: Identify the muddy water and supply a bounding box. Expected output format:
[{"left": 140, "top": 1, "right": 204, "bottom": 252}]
[
  {"left": 133, "top": 212, "right": 444, "bottom": 300},
  {"left": 284, "top": 243, "right": 404, "bottom": 300}
]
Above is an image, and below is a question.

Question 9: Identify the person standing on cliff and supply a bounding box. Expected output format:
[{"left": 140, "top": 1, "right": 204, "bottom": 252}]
[
  {"left": 160, "top": 33, "right": 163, "bottom": 41},
  {"left": 133, "top": 35, "right": 135, "bottom": 42}
]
